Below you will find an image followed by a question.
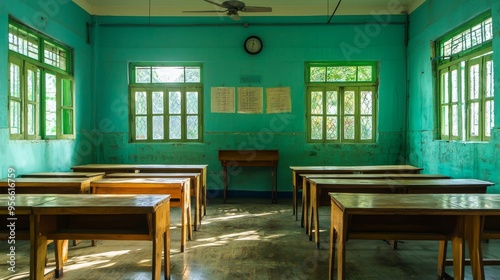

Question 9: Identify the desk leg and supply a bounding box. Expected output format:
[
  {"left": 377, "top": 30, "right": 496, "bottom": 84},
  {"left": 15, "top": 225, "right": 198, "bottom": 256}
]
[
  {"left": 152, "top": 234, "right": 162, "bottom": 280},
  {"left": 437, "top": 240, "right": 448, "bottom": 279},
  {"left": 181, "top": 193, "right": 187, "bottom": 252},
  {"left": 329, "top": 209, "right": 337, "bottom": 280},
  {"left": 33, "top": 220, "right": 48, "bottom": 280},
  {"left": 466, "top": 216, "right": 485, "bottom": 280},
  {"left": 223, "top": 166, "right": 228, "bottom": 203},
  {"left": 54, "top": 240, "right": 68, "bottom": 278},
  {"left": 165, "top": 210, "right": 171, "bottom": 280},
  {"left": 292, "top": 171, "right": 297, "bottom": 219},
  {"left": 271, "top": 166, "right": 277, "bottom": 204}
]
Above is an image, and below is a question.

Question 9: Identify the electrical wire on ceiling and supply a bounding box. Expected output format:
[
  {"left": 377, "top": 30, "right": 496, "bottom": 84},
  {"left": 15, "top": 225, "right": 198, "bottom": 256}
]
[{"left": 327, "top": 0, "right": 342, "bottom": 24}]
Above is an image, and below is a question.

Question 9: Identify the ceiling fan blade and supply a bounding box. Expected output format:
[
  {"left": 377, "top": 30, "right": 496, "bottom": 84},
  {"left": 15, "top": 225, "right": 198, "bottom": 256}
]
[
  {"left": 203, "top": 0, "right": 226, "bottom": 9},
  {"left": 243, "top": 6, "right": 272, "bottom": 13},
  {"left": 183, "top": 10, "right": 226, "bottom": 13}
]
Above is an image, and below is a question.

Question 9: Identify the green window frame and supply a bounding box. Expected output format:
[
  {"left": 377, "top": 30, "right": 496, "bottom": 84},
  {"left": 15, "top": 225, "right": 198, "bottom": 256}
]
[
  {"left": 129, "top": 63, "right": 203, "bottom": 143},
  {"left": 306, "top": 62, "right": 378, "bottom": 143},
  {"left": 436, "top": 12, "right": 494, "bottom": 141},
  {"left": 8, "top": 19, "right": 74, "bottom": 140}
]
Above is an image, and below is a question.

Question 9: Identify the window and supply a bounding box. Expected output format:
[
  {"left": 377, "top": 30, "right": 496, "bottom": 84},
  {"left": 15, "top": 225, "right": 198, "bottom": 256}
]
[
  {"left": 437, "top": 12, "right": 493, "bottom": 141},
  {"left": 306, "top": 62, "right": 378, "bottom": 143},
  {"left": 8, "top": 19, "right": 74, "bottom": 140},
  {"left": 129, "top": 63, "right": 203, "bottom": 142}
]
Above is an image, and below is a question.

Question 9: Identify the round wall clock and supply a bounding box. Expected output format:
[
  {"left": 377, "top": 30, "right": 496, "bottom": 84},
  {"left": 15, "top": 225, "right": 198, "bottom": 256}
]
[{"left": 244, "top": 36, "right": 263, "bottom": 55}]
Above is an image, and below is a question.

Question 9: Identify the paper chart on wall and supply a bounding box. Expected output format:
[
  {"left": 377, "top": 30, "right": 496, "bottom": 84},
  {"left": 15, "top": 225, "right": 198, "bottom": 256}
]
[
  {"left": 211, "top": 87, "right": 235, "bottom": 113},
  {"left": 238, "top": 87, "right": 263, "bottom": 114},
  {"left": 266, "top": 87, "right": 292, "bottom": 113}
]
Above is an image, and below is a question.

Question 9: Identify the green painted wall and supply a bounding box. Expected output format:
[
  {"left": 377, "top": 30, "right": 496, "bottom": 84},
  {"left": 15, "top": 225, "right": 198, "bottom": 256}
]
[
  {"left": 407, "top": 0, "right": 500, "bottom": 193},
  {"left": 92, "top": 15, "right": 409, "bottom": 197},
  {"left": 0, "top": 0, "right": 93, "bottom": 177}
]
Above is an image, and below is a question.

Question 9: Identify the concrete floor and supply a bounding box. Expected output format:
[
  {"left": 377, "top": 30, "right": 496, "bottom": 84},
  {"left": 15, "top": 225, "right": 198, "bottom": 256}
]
[{"left": 1, "top": 197, "right": 499, "bottom": 280}]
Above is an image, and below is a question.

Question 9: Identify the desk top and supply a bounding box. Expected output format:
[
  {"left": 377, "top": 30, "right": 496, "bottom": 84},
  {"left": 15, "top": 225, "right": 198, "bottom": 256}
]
[
  {"left": 105, "top": 173, "right": 200, "bottom": 178},
  {"left": 21, "top": 172, "right": 105, "bottom": 178},
  {"left": 0, "top": 194, "right": 59, "bottom": 208},
  {"left": 0, "top": 177, "right": 92, "bottom": 187},
  {"left": 30, "top": 194, "right": 170, "bottom": 214},
  {"left": 92, "top": 178, "right": 190, "bottom": 186},
  {"left": 218, "top": 150, "right": 279, "bottom": 161},
  {"left": 330, "top": 193, "right": 500, "bottom": 215},
  {"left": 290, "top": 165, "right": 422, "bottom": 173},
  {"left": 72, "top": 164, "right": 208, "bottom": 170},
  {"left": 302, "top": 173, "right": 450, "bottom": 179},
  {"left": 311, "top": 178, "right": 494, "bottom": 187}
]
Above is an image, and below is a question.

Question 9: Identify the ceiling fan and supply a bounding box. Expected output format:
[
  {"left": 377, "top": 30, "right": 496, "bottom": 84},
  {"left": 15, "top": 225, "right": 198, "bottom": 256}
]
[{"left": 183, "top": 0, "right": 272, "bottom": 21}]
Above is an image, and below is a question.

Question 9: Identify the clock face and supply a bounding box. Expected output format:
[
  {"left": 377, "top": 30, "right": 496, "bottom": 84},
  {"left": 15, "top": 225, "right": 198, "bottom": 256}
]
[{"left": 244, "top": 36, "right": 262, "bottom": 55}]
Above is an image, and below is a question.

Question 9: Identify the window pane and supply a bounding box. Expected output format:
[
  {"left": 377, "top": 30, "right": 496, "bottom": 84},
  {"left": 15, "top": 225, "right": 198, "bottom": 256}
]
[
  {"left": 485, "top": 100, "right": 493, "bottom": 137},
  {"left": 326, "top": 91, "right": 337, "bottom": 115},
  {"left": 27, "top": 68, "right": 37, "bottom": 101},
  {"left": 169, "top": 116, "right": 181, "bottom": 139},
  {"left": 45, "top": 73, "right": 57, "bottom": 136},
  {"left": 62, "top": 109, "right": 73, "bottom": 134},
  {"left": 343, "top": 116, "right": 355, "bottom": 140},
  {"left": 153, "top": 67, "right": 184, "bottom": 83},
  {"left": 484, "top": 18, "right": 493, "bottom": 41},
  {"left": 187, "top": 116, "right": 199, "bottom": 139},
  {"left": 135, "top": 91, "right": 147, "bottom": 114},
  {"left": 135, "top": 116, "right": 148, "bottom": 140},
  {"left": 8, "top": 24, "right": 39, "bottom": 59},
  {"left": 186, "top": 91, "right": 199, "bottom": 114},
  {"left": 327, "top": 66, "right": 357, "bottom": 82},
  {"left": 135, "top": 67, "right": 151, "bottom": 83},
  {"left": 360, "top": 91, "right": 372, "bottom": 114},
  {"left": 360, "top": 116, "right": 372, "bottom": 140},
  {"left": 185, "top": 67, "right": 201, "bottom": 83},
  {"left": 311, "top": 116, "right": 323, "bottom": 139},
  {"left": 485, "top": 60, "right": 494, "bottom": 98},
  {"left": 152, "top": 91, "right": 164, "bottom": 114},
  {"left": 451, "top": 105, "right": 458, "bottom": 137},
  {"left": 470, "top": 23, "right": 483, "bottom": 47},
  {"left": 62, "top": 79, "right": 72, "bottom": 106},
  {"left": 44, "top": 41, "right": 67, "bottom": 71},
  {"left": 28, "top": 104, "right": 35, "bottom": 135},
  {"left": 169, "top": 91, "right": 182, "bottom": 114},
  {"left": 152, "top": 116, "right": 164, "bottom": 140},
  {"left": 326, "top": 116, "right": 337, "bottom": 140},
  {"left": 451, "top": 69, "right": 458, "bottom": 102},
  {"left": 470, "top": 102, "right": 479, "bottom": 137},
  {"left": 9, "top": 101, "right": 21, "bottom": 134},
  {"left": 310, "top": 67, "right": 325, "bottom": 82},
  {"left": 441, "top": 71, "right": 449, "bottom": 103},
  {"left": 9, "top": 62, "right": 21, "bottom": 98},
  {"left": 311, "top": 91, "right": 323, "bottom": 114},
  {"left": 441, "top": 106, "right": 449, "bottom": 136},
  {"left": 469, "top": 64, "right": 480, "bottom": 99},
  {"left": 344, "top": 91, "right": 355, "bottom": 114},
  {"left": 357, "top": 66, "right": 372, "bottom": 81}
]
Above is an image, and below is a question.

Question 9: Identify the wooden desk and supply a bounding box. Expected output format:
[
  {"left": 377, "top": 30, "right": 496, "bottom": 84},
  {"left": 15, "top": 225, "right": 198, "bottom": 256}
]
[
  {"left": 0, "top": 177, "right": 94, "bottom": 194},
  {"left": 311, "top": 178, "right": 493, "bottom": 248},
  {"left": 219, "top": 150, "right": 279, "bottom": 203},
  {"left": 329, "top": 193, "right": 500, "bottom": 280},
  {"left": 21, "top": 172, "right": 105, "bottom": 179},
  {"left": 105, "top": 172, "right": 202, "bottom": 231},
  {"left": 90, "top": 178, "right": 191, "bottom": 252},
  {"left": 290, "top": 165, "right": 423, "bottom": 220},
  {"left": 32, "top": 194, "right": 170, "bottom": 280},
  {"left": 300, "top": 173, "right": 450, "bottom": 232},
  {"left": 72, "top": 164, "right": 208, "bottom": 217}
]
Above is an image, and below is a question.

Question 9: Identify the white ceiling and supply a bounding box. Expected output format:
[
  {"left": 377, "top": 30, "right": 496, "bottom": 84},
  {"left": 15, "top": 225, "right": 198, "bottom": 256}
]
[{"left": 72, "top": 0, "right": 426, "bottom": 17}]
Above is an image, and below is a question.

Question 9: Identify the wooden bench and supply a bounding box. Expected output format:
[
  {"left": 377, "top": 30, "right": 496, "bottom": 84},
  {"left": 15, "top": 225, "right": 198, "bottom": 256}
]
[{"left": 90, "top": 178, "right": 191, "bottom": 252}]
